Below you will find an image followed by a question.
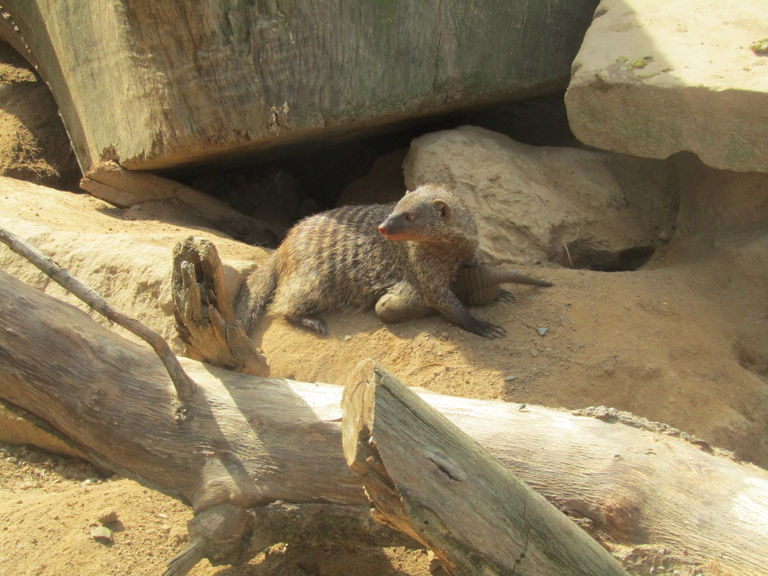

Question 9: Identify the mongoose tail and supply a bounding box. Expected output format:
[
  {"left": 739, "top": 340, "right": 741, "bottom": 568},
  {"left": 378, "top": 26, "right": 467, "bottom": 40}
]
[
  {"left": 234, "top": 254, "right": 279, "bottom": 334},
  {"left": 453, "top": 264, "right": 553, "bottom": 306}
]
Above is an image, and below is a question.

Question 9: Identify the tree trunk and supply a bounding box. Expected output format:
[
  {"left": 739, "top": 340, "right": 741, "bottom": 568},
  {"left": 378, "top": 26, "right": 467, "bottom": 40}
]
[{"left": 0, "top": 269, "right": 767, "bottom": 575}]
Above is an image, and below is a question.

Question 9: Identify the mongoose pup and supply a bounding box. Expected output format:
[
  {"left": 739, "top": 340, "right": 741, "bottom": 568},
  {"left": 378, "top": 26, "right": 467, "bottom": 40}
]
[{"left": 234, "top": 184, "right": 551, "bottom": 338}]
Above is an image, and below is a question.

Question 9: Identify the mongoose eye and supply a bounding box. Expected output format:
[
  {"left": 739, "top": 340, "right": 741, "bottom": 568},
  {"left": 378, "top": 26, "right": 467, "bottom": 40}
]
[{"left": 403, "top": 213, "right": 414, "bottom": 222}]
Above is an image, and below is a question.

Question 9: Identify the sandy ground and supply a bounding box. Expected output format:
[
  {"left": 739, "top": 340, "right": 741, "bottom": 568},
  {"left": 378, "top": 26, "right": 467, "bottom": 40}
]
[
  {"left": 0, "top": 444, "right": 431, "bottom": 576},
  {"left": 1, "top": 39, "right": 766, "bottom": 576},
  {"left": 2, "top": 166, "right": 764, "bottom": 576}
]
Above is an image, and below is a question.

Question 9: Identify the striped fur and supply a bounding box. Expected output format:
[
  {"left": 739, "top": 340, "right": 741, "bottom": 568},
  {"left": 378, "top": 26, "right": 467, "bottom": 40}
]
[{"left": 234, "top": 185, "right": 550, "bottom": 338}]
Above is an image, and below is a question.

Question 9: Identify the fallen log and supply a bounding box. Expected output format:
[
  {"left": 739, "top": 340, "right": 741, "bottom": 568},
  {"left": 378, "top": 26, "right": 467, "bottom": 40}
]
[
  {"left": 0, "top": 224, "right": 197, "bottom": 401},
  {"left": 0, "top": 269, "right": 767, "bottom": 575},
  {"left": 342, "top": 359, "right": 629, "bottom": 576}
]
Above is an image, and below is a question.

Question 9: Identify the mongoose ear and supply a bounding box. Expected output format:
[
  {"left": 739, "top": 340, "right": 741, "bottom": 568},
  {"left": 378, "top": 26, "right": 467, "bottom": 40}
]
[{"left": 432, "top": 199, "right": 452, "bottom": 221}]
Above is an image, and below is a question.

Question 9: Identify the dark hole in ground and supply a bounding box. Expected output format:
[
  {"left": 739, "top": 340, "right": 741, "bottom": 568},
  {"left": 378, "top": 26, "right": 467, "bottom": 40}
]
[
  {"left": 615, "top": 246, "right": 657, "bottom": 271},
  {"left": 600, "top": 246, "right": 657, "bottom": 272},
  {"left": 558, "top": 243, "right": 657, "bottom": 273},
  {"left": 170, "top": 91, "right": 578, "bottom": 247}
]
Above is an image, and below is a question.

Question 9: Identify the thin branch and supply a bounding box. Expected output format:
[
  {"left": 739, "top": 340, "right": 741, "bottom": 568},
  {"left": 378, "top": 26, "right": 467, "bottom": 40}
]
[
  {"left": 0, "top": 225, "right": 197, "bottom": 401},
  {"left": 564, "top": 242, "right": 575, "bottom": 268}
]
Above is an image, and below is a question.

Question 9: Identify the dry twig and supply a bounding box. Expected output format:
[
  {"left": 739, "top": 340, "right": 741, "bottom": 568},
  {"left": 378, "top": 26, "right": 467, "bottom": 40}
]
[{"left": 0, "top": 225, "right": 197, "bottom": 401}]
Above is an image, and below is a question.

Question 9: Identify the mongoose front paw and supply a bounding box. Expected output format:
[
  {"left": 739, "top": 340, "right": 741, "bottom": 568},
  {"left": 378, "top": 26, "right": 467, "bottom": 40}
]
[
  {"left": 483, "top": 323, "right": 506, "bottom": 339},
  {"left": 471, "top": 320, "right": 506, "bottom": 339},
  {"left": 496, "top": 289, "right": 516, "bottom": 303}
]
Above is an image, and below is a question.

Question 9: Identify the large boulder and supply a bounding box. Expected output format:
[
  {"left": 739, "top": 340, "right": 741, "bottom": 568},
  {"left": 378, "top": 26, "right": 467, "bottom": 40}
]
[
  {"left": 403, "top": 125, "right": 678, "bottom": 269},
  {"left": 0, "top": 0, "right": 598, "bottom": 172},
  {"left": 565, "top": 0, "right": 768, "bottom": 173}
]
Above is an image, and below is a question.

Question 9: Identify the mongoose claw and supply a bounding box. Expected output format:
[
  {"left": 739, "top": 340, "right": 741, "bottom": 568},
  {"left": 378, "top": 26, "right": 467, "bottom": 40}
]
[
  {"left": 473, "top": 320, "right": 506, "bottom": 339},
  {"left": 287, "top": 314, "right": 329, "bottom": 335},
  {"left": 304, "top": 317, "right": 329, "bottom": 335},
  {"left": 485, "top": 324, "right": 507, "bottom": 339},
  {"left": 497, "top": 289, "right": 516, "bottom": 303}
]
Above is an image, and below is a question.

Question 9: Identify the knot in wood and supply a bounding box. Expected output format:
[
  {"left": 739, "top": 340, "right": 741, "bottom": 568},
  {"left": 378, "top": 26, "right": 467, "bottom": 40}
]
[{"left": 423, "top": 448, "right": 466, "bottom": 483}]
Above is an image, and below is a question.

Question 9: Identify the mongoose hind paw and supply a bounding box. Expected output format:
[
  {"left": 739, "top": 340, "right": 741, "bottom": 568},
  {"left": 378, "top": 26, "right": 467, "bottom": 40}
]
[{"left": 287, "top": 314, "right": 329, "bottom": 336}]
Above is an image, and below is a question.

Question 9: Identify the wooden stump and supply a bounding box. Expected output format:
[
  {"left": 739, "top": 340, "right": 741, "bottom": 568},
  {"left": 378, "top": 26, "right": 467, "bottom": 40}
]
[
  {"left": 341, "top": 359, "right": 629, "bottom": 576},
  {"left": 172, "top": 236, "right": 270, "bottom": 377}
]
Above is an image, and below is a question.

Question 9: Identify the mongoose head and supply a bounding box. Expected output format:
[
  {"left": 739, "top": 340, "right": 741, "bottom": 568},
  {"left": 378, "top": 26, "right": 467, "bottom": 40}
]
[{"left": 378, "top": 185, "right": 461, "bottom": 243}]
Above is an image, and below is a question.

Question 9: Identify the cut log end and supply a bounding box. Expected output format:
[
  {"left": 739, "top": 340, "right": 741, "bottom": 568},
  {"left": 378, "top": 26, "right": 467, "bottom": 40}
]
[{"left": 341, "top": 358, "right": 630, "bottom": 576}]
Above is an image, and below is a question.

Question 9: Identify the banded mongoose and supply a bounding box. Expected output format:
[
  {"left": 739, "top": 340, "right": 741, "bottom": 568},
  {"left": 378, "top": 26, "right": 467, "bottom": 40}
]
[{"left": 234, "top": 184, "right": 552, "bottom": 338}]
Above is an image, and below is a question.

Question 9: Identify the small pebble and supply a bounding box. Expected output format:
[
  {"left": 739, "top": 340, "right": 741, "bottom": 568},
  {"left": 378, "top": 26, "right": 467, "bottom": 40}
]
[
  {"left": 536, "top": 327, "right": 548, "bottom": 336},
  {"left": 91, "top": 526, "right": 113, "bottom": 544},
  {"left": 97, "top": 509, "right": 118, "bottom": 525},
  {"left": 504, "top": 375, "right": 516, "bottom": 381}
]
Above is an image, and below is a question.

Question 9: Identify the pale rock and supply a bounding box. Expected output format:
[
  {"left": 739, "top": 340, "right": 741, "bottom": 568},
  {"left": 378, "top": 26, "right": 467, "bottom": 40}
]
[
  {"left": 97, "top": 509, "right": 119, "bottom": 525},
  {"left": 403, "top": 125, "right": 676, "bottom": 269},
  {"left": 565, "top": 0, "right": 768, "bottom": 172},
  {"left": 90, "top": 526, "right": 113, "bottom": 544},
  {"left": 0, "top": 177, "right": 268, "bottom": 354}
]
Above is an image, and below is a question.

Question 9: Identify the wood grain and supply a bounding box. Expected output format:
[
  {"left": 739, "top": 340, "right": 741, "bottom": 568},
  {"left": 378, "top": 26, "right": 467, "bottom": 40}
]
[
  {"left": 342, "top": 359, "right": 629, "bottom": 576},
  {"left": 0, "top": 1, "right": 598, "bottom": 171}
]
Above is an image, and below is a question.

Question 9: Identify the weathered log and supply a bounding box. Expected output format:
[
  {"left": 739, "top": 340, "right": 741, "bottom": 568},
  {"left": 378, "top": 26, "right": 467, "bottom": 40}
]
[
  {"left": 0, "top": 1, "right": 599, "bottom": 172},
  {"left": 0, "top": 269, "right": 767, "bottom": 575},
  {"left": 342, "top": 359, "right": 629, "bottom": 576}
]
